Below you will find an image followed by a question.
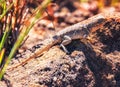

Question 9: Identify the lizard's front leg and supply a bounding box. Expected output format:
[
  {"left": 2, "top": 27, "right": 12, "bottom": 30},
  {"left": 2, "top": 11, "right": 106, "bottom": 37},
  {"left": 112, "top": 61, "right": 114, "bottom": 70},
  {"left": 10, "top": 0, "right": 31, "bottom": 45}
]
[{"left": 60, "top": 35, "right": 72, "bottom": 53}]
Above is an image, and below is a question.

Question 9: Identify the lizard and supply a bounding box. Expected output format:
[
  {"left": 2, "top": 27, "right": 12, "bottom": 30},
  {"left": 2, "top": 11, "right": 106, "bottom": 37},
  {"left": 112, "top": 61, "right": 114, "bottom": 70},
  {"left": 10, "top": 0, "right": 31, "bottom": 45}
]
[{"left": 8, "top": 12, "right": 120, "bottom": 70}]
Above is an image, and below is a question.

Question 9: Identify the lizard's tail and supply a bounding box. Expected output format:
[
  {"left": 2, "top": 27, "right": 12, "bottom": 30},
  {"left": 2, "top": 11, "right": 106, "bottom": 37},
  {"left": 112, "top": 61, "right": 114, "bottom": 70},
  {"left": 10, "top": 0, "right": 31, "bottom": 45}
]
[{"left": 7, "top": 37, "right": 60, "bottom": 70}]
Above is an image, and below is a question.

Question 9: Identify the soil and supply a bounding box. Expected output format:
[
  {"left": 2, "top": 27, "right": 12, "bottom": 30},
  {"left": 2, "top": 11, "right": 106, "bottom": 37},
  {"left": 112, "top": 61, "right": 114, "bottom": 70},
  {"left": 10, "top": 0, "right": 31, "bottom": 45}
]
[{"left": 0, "top": 0, "right": 120, "bottom": 87}]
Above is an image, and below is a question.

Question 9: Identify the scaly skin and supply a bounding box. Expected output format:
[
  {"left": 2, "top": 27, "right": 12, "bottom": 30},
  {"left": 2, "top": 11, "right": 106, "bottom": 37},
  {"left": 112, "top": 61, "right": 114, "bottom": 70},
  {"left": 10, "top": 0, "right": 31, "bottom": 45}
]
[{"left": 8, "top": 12, "right": 120, "bottom": 70}]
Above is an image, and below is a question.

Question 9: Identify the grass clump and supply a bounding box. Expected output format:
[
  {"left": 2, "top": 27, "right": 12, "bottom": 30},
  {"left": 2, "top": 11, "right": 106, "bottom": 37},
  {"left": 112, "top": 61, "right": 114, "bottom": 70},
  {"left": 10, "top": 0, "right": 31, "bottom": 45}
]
[{"left": 0, "top": 0, "right": 51, "bottom": 80}]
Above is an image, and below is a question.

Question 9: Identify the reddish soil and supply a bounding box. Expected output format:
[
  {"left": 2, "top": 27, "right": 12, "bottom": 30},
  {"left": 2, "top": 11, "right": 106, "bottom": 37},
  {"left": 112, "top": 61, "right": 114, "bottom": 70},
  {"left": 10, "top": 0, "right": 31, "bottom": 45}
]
[{"left": 0, "top": 0, "right": 120, "bottom": 87}]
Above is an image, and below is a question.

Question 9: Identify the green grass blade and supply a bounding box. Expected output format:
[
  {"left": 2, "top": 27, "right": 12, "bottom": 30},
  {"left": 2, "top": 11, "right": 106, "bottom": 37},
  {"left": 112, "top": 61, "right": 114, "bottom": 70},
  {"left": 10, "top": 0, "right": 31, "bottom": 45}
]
[
  {"left": 0, "top": 48, "right": 5, "bottom": 65},
  {"left": 0, "top": 21, "right": 11, "bottom": 51},
  {"left": 0, "top": 3, "right": 13, "bottom": 20}
]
